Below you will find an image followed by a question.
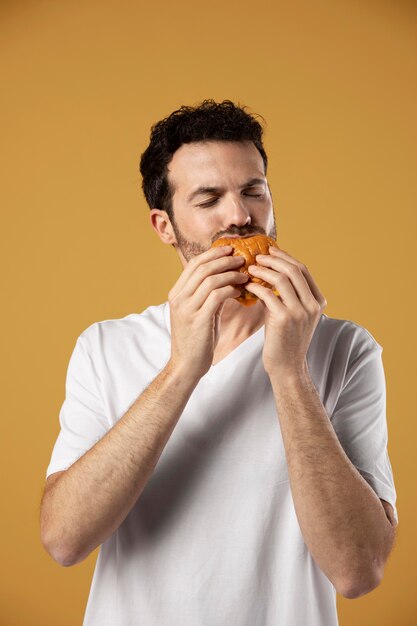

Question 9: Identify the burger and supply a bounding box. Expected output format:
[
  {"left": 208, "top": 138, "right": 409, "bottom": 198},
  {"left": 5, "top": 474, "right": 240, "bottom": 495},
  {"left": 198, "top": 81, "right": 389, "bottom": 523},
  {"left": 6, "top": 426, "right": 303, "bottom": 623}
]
[{"left": 211, "top": 234, "right": 280, "bottom": 306}]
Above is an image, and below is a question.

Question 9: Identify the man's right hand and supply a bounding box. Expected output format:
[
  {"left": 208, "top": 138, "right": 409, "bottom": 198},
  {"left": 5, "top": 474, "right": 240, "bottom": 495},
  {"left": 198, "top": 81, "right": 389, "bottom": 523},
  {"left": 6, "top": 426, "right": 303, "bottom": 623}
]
[
  {"left": 167, "top": 245, "right": 249, "bottom": 378},
  {"left": 41, "top": 246, "right": 250, "bottom": 567}
]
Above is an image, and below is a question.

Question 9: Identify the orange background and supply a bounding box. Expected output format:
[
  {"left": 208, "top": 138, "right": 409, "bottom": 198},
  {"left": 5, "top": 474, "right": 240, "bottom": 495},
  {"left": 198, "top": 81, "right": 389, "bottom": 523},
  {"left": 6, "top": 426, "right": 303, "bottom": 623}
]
[{"left": 1, "top": 0, "right": 416, "bottom": 624}]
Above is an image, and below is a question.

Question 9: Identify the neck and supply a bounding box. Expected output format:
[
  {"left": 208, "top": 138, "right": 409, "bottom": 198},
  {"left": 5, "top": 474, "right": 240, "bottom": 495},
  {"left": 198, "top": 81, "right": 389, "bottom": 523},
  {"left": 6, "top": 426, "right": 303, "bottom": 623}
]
[{"left": 217, "top": 298, "right": 265, "bottom": 342}]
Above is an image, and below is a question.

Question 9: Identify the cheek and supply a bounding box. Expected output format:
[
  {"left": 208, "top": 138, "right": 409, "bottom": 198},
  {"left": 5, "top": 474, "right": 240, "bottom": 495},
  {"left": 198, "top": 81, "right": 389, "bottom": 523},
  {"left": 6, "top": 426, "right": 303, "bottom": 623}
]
[
  {"left": 206, "top": 212, "right": 229, "bottom": 239},
  {"left": 253, "top": 204, "right": 274, "bottom": 231},
  {"left": 185, "top": 214, "right": 220, "bottom": 248},
  {"left": 173, "top": 210, "right": 207, "bottom": 238}
]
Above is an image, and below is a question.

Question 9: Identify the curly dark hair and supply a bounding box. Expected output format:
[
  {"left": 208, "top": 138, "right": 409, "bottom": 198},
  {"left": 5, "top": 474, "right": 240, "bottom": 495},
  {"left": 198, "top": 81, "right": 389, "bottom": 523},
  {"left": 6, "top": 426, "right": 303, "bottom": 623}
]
[{"left": 139, "top": 99, "right": 268, "bottom": 222}]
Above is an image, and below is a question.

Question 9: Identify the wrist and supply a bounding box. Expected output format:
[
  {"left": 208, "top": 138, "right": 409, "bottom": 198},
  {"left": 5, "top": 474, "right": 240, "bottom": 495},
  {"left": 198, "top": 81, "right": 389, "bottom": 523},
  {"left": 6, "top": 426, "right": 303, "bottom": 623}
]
[
  {"left": 165, "top": 358, "right": 203, "bottom": 388},
  {"left": 267, "top": 360, "right": 312, "bottom": 389}
]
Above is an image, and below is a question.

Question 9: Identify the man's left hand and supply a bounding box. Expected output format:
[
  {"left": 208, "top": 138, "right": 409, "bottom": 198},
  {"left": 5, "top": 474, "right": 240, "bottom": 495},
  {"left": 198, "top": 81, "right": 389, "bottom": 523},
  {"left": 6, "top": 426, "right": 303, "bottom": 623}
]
[{"left": 245, "top": 246, "right": 328, "bottom": 377}]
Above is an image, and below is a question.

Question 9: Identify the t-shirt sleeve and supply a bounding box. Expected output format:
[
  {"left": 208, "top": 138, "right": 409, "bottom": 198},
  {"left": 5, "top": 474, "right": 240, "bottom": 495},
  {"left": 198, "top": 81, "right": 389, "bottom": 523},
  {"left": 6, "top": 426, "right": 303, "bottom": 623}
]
[
  {"left": 46, "top": 333, "right": 110, "bottom": 478},
  {"left": 330, "top": 337, "right": 398, "bottom": 524}
]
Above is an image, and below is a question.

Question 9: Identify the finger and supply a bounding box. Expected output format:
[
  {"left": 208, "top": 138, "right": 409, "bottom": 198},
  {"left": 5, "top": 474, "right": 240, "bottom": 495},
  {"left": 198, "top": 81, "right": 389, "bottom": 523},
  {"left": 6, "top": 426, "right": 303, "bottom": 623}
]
[
  {"left": 244, "top": 282, "right": 286, "bottom": 312},
  {"left": 266, "top": 247, "right": 327, "bottom": 308},
  {"left": 178, "top": 255, "right": 245, "bottom": 305},
  {"left": 170, "top": 246, "right": 237, "bottom": 299},
  {"left": 248, "top": 265, "right": 301, "bottom": 310},
  {"left": 200, "top": 285, "right": 242, "bottom": 318},
  {"left": 253, "top": 256, "right": 318, "bottom": 312},
  {"left": 193, "top": 270, "right": 249, "bottom": 310}
]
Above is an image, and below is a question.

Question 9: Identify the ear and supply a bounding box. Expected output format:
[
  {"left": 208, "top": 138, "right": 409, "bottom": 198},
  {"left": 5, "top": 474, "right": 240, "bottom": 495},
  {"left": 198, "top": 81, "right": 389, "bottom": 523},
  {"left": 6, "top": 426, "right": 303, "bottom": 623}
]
[{"left": 149, "top": 209, "right": 177, "bottom": 245}]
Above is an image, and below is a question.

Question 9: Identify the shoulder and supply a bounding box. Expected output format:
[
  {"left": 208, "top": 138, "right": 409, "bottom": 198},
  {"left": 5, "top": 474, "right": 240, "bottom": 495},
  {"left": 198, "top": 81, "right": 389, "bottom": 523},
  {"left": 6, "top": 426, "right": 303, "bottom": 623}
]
[
  {"left": 307, "top": 314, "right": 384, "bottom": 394},
  {"left": 76, "top": 301, "right": 170, "bottom": 352},
  {"left": 313, "top": 313, "right": 382, "bottom": 359}
]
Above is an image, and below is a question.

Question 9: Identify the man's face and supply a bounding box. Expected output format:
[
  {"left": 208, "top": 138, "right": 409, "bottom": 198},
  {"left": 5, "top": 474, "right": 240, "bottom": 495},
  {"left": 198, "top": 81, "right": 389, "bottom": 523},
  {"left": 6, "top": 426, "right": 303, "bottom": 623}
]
[{"left": 165, "top": 140, "right": 277, "bottom": 264}]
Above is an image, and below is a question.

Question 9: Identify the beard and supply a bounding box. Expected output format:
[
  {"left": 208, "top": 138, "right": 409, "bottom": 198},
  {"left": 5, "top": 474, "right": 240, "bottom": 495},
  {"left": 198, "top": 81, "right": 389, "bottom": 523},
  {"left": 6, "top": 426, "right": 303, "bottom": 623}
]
[{"left": 170, "top": 212, "right": 278, "bottom": 263}]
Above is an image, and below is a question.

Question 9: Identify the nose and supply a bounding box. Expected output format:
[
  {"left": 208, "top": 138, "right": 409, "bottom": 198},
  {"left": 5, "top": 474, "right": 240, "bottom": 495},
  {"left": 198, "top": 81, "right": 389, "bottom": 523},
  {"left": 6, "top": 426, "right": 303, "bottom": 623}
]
[{"left": 222, "top": 195, "right": 252, "bottom": 230}]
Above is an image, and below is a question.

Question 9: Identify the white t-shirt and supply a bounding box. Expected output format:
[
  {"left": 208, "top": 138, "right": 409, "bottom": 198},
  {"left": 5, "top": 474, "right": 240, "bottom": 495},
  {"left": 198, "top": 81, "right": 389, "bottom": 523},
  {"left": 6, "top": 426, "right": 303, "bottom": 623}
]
[{"left": 46, "top": 302, "right": 398, "bottom": 626}]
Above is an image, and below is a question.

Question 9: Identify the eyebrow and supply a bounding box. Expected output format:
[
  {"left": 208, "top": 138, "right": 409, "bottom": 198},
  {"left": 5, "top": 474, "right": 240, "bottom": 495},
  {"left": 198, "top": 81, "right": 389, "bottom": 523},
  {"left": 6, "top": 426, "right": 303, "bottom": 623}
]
[{"left": 187, "top": 177, "right": 266, "bottom": 202}]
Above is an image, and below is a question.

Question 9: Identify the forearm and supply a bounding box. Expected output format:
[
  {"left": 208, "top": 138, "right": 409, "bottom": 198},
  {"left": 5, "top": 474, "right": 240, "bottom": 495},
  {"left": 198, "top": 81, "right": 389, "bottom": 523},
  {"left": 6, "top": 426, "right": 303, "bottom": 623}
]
[
  {"left": 269, "top": 364, "right": 395, "bottom": 598},
  {"left": 41, "top": 360, "right": 198, "bottom": 566}
]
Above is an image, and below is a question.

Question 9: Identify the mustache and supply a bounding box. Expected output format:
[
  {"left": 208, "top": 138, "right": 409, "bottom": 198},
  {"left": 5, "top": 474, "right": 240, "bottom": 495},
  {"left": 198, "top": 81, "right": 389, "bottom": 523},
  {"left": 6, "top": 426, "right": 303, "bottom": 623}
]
[{"left": 213, "top": 227, "right": 265, "bottom": 240}]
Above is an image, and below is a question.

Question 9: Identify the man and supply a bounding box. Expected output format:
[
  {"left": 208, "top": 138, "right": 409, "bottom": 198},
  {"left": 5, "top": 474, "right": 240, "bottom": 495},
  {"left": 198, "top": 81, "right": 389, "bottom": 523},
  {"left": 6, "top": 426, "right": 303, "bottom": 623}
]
[{"left": 41, "top": 99, "right": 398, "bottom": 625}]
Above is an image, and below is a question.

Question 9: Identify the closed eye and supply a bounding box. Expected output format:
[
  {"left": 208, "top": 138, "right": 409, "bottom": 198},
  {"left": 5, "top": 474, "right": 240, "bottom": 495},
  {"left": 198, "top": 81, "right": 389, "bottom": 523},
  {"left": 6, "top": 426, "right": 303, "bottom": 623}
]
[{"left": 200, "top": 193, "right": 264, "bottom": 207}]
